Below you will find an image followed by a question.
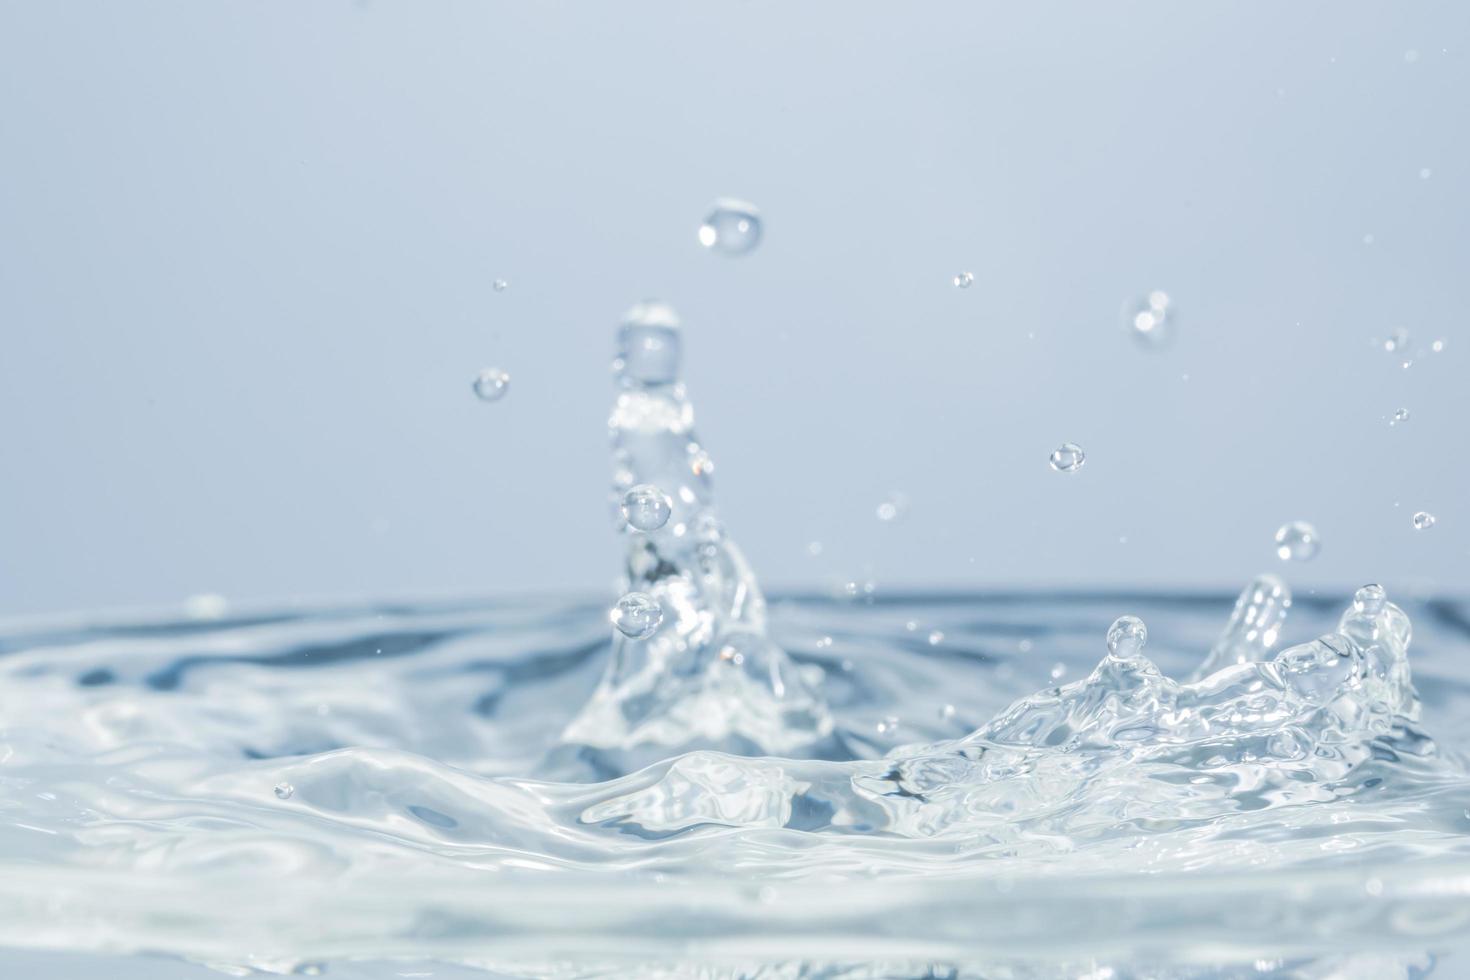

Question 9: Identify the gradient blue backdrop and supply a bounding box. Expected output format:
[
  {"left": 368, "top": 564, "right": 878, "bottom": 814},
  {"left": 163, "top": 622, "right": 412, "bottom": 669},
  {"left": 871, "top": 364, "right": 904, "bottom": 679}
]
[{"left": 1, "top": 1, "right": 1466, "bottom": 616}]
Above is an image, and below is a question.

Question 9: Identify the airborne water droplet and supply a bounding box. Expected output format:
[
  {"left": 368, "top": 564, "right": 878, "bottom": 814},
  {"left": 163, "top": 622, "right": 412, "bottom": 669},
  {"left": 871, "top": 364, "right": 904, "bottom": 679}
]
[
  {"left": 1412, "top": 511, "right": 1437, "bottom": 531},
  {"left": 472, "top": 368, "right": 510, "bottom": 402},
  {"left": 1274, "top": 521, "right": 1320, "bottom": 561},
  {"left": 492, "top": 279, "right": 509, "bottom": 292},
  {"left": 1383, "top": 327, "right": 1410, "bottom": 354},
  {"left": 953, "top": 271, "right": 974, "bottom": 289},
  {"left": 1127, "top": 291, "right": 1173, "bottom": 348},
  {"left": 1389, "top": 408, "right": 1410, "bottom": 426},
  {"left": 611, "top": 592, "right": 663, "bottom": 639},
  {"left": 274, "top": 782, "right": 294, "bottom": 800},
  {"left": 1048, "top": 443, "right": 1086, "bottom": 473},
  {"left": 697, "top": 199, "right": 762, "bottom": 256},
  {"left": 621, "top": 484, "right": 672, "bottom": 532}
]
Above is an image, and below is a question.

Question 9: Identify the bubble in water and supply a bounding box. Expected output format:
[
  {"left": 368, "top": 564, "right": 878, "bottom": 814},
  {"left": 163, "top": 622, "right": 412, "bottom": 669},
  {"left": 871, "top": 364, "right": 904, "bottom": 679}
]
[
  {"left": 611, "top": 592, "right": 663, "bottom": 639},
  {"left": 274, "top": 782, "right": 294, "bottom": 800},
  {"left": 621, "top": 484, "right": 672, "bottom": 532},
  {"left": 1106, "top": 615, "right": 1148, "bottom": 660},
  {"left": 697, "top": 199, "right": 762, "bottom": 256},
  {"left": 1048, "top": 442, "right": 1086, "bottom": 473},
  {"left": 472, "top": 368, "right": 510, "bottom": 402},
  {"left": 1383, "top": 327, "right": 1410, "bottom": 353},
  {"left": 492, "top": 279, "right": 509, "bottom": 292},
  {"left": 1127, "top": 291, "right": 1173, "bottom": 348},
  {"left": 1389, "top": 408, "right": 1410, "bottom": 426},
  {"left": 953, "top": 271, "right": 974, "bottom": 289},
  {"left": 1412, "top": 511, "right": 1436, "bottom": 531},
  {"left": 1274, "top": 521, "right": 1320, "bottom": 562},
  {"left": 614, "top": 301, "right": 682, "bottom": 387}
]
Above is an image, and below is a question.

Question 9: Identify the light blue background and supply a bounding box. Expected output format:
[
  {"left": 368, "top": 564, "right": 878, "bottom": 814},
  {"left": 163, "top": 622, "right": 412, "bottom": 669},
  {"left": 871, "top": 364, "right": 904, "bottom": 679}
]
[{"left": 1, "top": 2, "right": 1466, "bottom": 616}]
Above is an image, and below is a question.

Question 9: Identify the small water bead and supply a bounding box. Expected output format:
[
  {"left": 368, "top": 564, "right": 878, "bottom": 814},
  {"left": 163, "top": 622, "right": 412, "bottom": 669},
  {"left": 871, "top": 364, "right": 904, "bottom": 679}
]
[
  {"left": 472, "top": 368, "right": 510, "bottom": 402},
  {"left": 1274, "top": 521, "right": 1320, "bottom": 562},
  {"left": 875, "top": 492, "right": 909, "bottom": 523},
  {"left": 953, "top": 271, "right": 974, "bottom": 289},
  {"left": 1048, "top": 442, "right": 1086, "bottom": 473},
  {"left": 492, "top": 279, "right": 509, "bottom": 292},
  {"left": 1383, "top": 327, "right": 1410, "bottom": 354},
  {"left": 1353, "top": 584, "right": 1387, "bottom": 616},
  {"left": 1106, "top": 615, "right": 1148, "bottom": 660},
  {"left": 876, "top": 716, "right": 901, "bottom": 737},
  {"left": 1049, "top": 662, "right": 1067, "bottom": 681},
  {"left": 610, "top": 592, "right": 663, "bottom": 639},
  {"left": 1389, "top": 408, "right": 1410, "bottom": 426},
  {"left": 621, "top": 484, "right": 672, "bottom": 532},
  {"left": 274, "top": 782, "right": 294, "bottom": 800},
  {"left": 1412, "top": 511, "right": 1436, "bottom": 531},
  {"left": 1432, "top": 339, "right": 1445, "bottom": 353},
  {"left": 697, "top": 198, "right": 762, "bottom": 256},
  {"left": 928, "top": 630, "right": 945, "bottom": 646}
]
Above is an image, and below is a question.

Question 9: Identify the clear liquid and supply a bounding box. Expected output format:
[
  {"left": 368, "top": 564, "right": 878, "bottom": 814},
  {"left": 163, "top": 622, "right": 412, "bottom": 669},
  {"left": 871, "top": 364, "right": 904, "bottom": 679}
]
[{"left": 2, "top": 308, "right": 1469, "bottom": 979}]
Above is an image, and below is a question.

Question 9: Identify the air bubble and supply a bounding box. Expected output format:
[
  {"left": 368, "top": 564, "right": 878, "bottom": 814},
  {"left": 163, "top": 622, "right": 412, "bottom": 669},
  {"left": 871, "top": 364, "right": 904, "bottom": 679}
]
[{"left": 611, "top": 592, "right": 663, "bottom": 639}]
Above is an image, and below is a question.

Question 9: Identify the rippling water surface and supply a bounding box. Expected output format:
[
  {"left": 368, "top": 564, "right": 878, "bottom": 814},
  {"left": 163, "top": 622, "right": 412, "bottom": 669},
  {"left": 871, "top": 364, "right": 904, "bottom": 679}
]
[{"left": 4, "top": 304, "right": 1469, "bottom": 979}]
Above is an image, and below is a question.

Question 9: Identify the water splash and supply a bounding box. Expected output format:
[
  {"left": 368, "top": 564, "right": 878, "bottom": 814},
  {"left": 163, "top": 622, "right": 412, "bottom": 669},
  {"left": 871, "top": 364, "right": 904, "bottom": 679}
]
[{"left": 557, "top": 302, "right": 833, "bottom": 772}]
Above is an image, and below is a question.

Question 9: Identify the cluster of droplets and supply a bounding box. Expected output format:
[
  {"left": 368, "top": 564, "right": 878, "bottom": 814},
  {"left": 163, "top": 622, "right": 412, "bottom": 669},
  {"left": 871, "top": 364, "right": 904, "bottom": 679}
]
[{"left": 1127, "top": 290, "right": 1173, "bottom": 348}]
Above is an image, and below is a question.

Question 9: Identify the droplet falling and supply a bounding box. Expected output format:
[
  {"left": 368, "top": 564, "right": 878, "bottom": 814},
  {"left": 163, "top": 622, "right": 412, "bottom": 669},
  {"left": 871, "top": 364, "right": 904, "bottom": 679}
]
[
  {"left": 1412, "top": 511, "right": 1437, "bottom": 531},
  {"left": 875, "top": 492, "right": 909, "bottom": 523},
  {"left": 274, "top": 782, "right": 294, "bottom": 800},
  {"left": 492, "top": 279, "right": 509, "bottom": 292},
  {"left": 1048, "top": 443, "right": 1086, "bottom": 473},
  {"left": 1106, "top": 615, "right": 1148, "bottom": 660},
  {"left": 1389, "top": 408, "right": 1410, "bottom": 426},
  {"left": 611, "top": 592, "right": 663, "bottom": 639},
  {"left": 953, "top": 271, "right": 974, "bottom": 289},
  {"left": 1383, "top": 327, "right": 1410, "bottom": 354},
  {"left": 1274, "top": 521, "right": 1321, "bottom": 561},
  {"left": 473, "top": 368, "right": 510, "bottom": 402},
  {"left": 697, "top": 199, "right": 762, "bottom": 256},
  {"left": 621, "top": 484, "right": 672, "bottom": 532}
]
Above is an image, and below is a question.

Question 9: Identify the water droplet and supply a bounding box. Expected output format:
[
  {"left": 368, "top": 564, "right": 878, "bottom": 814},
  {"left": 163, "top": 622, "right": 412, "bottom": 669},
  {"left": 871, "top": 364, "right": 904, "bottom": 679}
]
[
  {"left": 953, "top": 271, "right": 974, "bottom": 289},
  {"left": 697, "top": 199, "right": 762, "bottom": 256},
  {"left": 1353, "top": 584, "right": 1386, "bottom": 616},
  {"left": 806, "top": 540, "right": 824, "bottom": 557},
  {"left": 876, "top": 716, "right": 900, "bottom": 737},
  {"left": 1404, "top": 48, "right": 1420, "bottom": 63},
  {"left": 1049, "top": 662, "right": 1067, "bottom": 680},
  {"left": 1048, "top": 442, "right": 1086, "bottom": 473},
  {"left": 938, "top": 703, "right": 957, "bottom": 721},
  {"left": 492, "top": 279, "right": 509, "bottom": 292},
  {"left": 1412, "top": 511, "right": 1436, "bottom": 531},
  {"left": 1106, "top": 615, "right": 1148, "bottom": 660},
  {"left": 1431, "top": 338, "right": 1445, "bottom": 353},
  {"left": 875, "top": 492, "right": 909, "bottom": 523},
  {"left": 621, "top": 484, "right": 672, "bottom": 532},
  {"left": 1383, "top": 327, "right": 1410, "bottom": 353},
  {"left": 614, "top": 301, "right": 682, "bottom": 387},
  {"left": 1274, "top": 521, "right": 1320, "bottom": 562},
  {"left": 928, "top": 630, "right": 945, "bottom": 646},
  {"left": 274, "top": 782, "right": 294, "bottom": 800},
  {"left": 1389, "top": 408, "right": 1410, "bottom": 426},
  {"left": 1419, "top": 168, "right": 1433, "bottom": 180},
  {"left": 611, "top": 592, "right": 663, "bottom": 639},
  {"left": 1127, "top": 291, "right": 1173, "bottom": 348},
  {"left": 472, "top": 368, "right": 510, "bottom": 402}
]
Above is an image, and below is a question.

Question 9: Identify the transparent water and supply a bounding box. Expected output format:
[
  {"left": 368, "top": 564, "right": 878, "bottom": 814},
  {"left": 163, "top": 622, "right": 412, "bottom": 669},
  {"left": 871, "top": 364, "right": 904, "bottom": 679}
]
[{"left": 3, "top": 307, "right": 1469, "bottom": 979}]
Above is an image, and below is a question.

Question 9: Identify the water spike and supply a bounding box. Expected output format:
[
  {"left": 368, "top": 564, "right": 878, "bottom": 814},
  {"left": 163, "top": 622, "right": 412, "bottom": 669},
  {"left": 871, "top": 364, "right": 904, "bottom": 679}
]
[
  {"left": 1192, "top": 574, "right": 1291, "bottom": 680},
  {"left": 558, "top": 303, "right": 832, "bottom": 773}
]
